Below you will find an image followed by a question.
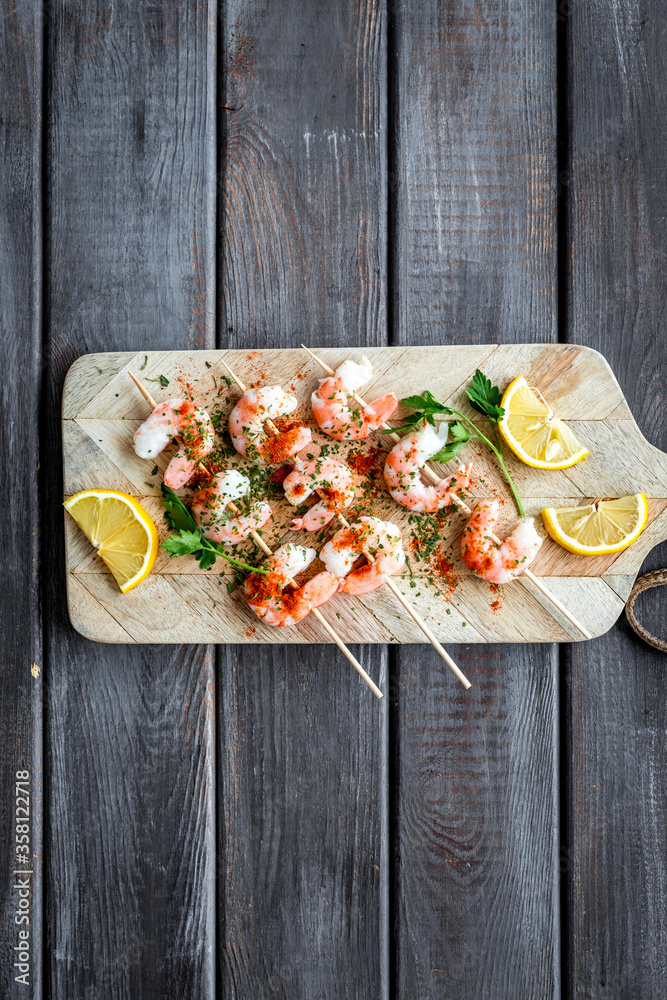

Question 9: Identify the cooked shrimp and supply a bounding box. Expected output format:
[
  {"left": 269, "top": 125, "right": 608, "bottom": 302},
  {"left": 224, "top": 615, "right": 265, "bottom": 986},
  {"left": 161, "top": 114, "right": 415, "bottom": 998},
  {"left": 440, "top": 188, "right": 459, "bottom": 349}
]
[
  {"left": 320, "top": 516, "right": 405, "bottom": 594},
  {"left": 229, "top": 386, "right": 312, "bottom": 463},
  {"left": 192, "top": 470, "right": 272, "bottom": 545},
  {"left": 283, "top": 456, "right": 356, "bottom": 531},
  {"left": 383, "top": 422, "right": 473, "bottom": 513},
  {"left": 134, "top": 399, "right": 214, "bottom": 489},
  {"left": 311, "top": 357, "right": 398, "bottom": 440},
  {"left": 460, "top": 500, "right": 543, "bottom": 584},
  {"left": 244, "top": 544, "right": 339, "bottom": 626}
]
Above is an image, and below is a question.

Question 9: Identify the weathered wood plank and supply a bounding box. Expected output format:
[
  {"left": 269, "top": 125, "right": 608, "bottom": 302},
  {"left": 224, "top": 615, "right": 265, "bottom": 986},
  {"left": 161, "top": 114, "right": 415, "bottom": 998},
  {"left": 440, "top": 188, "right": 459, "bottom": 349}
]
[
  {"left": 565, "top": 1, "right": 667, "bottom": 995},
  {"left": 392, "top": 1, "right": 560, "bottom": 996},
  {"left": 0, "top": 3, "right": 43, "bottom": 997},
  {"left": 219, "top": 2, "right": 388, "bottom": 996},
  {"left": 45, "top": 2, "right": 217, "bottom": 996}
]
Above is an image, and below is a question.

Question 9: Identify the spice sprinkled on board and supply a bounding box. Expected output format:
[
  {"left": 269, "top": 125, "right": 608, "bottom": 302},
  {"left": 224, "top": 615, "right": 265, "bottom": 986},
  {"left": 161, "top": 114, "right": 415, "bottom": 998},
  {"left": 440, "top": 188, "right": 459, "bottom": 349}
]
[{"left": 348, "top": 445, "right": 384, "bottom": 475}]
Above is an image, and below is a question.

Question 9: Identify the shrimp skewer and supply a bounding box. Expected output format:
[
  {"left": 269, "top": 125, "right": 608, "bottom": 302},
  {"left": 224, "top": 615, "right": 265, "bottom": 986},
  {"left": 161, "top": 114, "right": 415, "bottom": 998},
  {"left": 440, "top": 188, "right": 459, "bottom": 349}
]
[
  {"left": 333, "top": 508, "right": 471, "bottom": 686},
  {"left": 311, "top": 356, "right": 398, "bottom": 440},
  {"left": 301, "top": 345, "right": 593, "bottom": 640},
  {"left": 192, "top": 470, "right": 272, "bottom": 545},
  {"left": 244, "top": 544, "right": 340, "bottom": 626},
  {"left": 128, "top": 371, "right": 381, "bottom": 697},
  {"left": 461, "top": 501, "right": 543, "bottom": 583},
  {"left": 283, "top": 456, "right": 356, "bottom": 531},
  {"left": 384, "top": 422, "right": 473, "bottom": 512},
  {"left": 134, "top": 398, "right": 214, "bottom": 489},
  {"left": 221, "top": 360, "right": 357, "bottom": 532},
  {"left": 320, "top": 517, "right": 405, "bottom": 594},
  {"left": 220, "top": 360, "right": 471, "bottom": 689},
  {"left": 228, "top": 384, "right": 312, "bottom": 463}
]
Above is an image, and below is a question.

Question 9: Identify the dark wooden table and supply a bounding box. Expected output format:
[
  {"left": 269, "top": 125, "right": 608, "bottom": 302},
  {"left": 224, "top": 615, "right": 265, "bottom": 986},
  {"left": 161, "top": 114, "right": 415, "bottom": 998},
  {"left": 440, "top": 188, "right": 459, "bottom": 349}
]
[{"left": 2, "top": 1, "right": 666, "bottom": 997}]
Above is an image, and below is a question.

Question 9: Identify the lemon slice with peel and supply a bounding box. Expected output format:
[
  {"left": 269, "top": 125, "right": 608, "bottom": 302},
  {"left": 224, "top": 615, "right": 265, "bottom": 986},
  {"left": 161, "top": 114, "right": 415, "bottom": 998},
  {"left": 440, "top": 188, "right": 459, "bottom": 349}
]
[
  {"left": 542, "top": 493, "right": 648, "bottom": 555},
  {"left": 498, "top": 376, "right": 589, "bottom": 469},
  {"left": 64, "top": 489, "right": 158, "bottom": 592}
]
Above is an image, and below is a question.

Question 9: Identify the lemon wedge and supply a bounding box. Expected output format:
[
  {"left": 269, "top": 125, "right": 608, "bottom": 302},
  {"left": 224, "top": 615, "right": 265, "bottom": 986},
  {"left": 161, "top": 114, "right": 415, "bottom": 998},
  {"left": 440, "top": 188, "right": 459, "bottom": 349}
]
[
  {"left": 498, "top": 375, "right": 589, "bottom": 469},
  {"left": 64, "top": 489, "right": 158, "bottom": 592},
  {"left": 542, "top": 493, "right": 648, "bottom": 555}
]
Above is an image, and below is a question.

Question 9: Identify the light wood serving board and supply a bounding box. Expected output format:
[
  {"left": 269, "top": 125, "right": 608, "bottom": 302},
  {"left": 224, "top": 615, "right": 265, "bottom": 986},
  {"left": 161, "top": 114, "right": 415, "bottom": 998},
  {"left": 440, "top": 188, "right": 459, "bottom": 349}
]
[{"left": 62, "top": 345, "right": 667, "bottom": 644}]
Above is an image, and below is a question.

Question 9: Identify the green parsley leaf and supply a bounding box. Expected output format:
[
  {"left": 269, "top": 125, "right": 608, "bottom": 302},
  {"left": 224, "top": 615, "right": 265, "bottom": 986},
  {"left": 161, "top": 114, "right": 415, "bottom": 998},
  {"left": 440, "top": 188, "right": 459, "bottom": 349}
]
[
  {"left": 431, "top": 439, "right": 469, "bottom": 463},
  {"left": 161, "top": 483, "right": 197, "bottom": 532},
  {"left": 382, "top": 392, "right": 455, "bottom": 435},
  {"left": 403, "top": 392, "right": 452, "bottom": 417},
  {"left": 466, "top": 369, "right": 504, "bottom": 421},
  {"left": 197, "top": 548, "right": 217, "bottom": 571},
  {"left": 162, "top": 530, "right": 203, "bottom": 556},
  {"left": 401, "top": 393, "right": 436, "bottom": 410},
  {"left": 448, "top": 419, "right": 470, "bottom": 441},
  {"left": 146, "top": 374, "right": 170, "bottom": 387}
]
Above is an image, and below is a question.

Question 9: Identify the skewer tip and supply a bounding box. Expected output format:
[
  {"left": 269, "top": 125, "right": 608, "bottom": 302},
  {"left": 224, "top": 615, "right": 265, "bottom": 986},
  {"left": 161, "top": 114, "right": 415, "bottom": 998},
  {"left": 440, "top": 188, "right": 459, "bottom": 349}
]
[
  {"left": 128, "top": 370, "right": 157, "bottom": 409},
  {"left": 219, "top": 358, "right": 247, "bottom": 393},
  {"left": 300, "top": 344, "right": 335, "bottom": 376}
]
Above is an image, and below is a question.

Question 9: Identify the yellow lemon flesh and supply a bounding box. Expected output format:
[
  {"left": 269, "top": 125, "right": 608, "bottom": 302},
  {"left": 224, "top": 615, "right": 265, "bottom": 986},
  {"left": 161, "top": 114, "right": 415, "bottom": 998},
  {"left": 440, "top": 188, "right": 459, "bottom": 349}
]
[
  {"left": 498, "top": 375, "right": 589, "bottom": 469},
  {"left": 64, "top": 489, "right": 158, "bottom": 592},
  {"left": 541, "top": 493, "right": 648, "bottom": 556}
]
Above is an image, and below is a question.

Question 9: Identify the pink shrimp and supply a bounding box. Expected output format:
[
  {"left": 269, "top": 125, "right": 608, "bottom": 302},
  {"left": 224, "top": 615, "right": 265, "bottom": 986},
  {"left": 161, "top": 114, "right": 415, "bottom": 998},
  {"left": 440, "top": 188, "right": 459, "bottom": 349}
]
[
  {"left": 311, "top": 356, "right": 398, "bottom": 440},
  {"left": 229, "top": 386, "right": 311, "bottom": 463},
  {"left": 384, "top": 422, "right": 473, "bottom": 512},
  {"left": 283, "top": 455, "right": 356, "bottom": 531},
  {"left": 192, "top": 470, "right": 272, "bottom": 545},
  {"left": 134, "top": 398, "right": 214, "bottom": 489},
  {"left": 460, "top": 500, "right": 543, "bottom": 584},
  {"left": 244, "top": 544, "right": 339, "bottom": 626},
  {"left": 319, "top": 516, "right": 405, "bottom": 595}
]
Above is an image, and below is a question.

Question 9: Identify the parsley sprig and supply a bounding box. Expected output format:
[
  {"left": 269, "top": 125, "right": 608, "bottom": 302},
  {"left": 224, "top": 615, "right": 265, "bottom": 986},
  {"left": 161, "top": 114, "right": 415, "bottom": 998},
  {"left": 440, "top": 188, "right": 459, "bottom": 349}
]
[
  {"left": 160, "top": 484, "right": 268, "bottom": 574},
  {"left": 386, "top": 370, "right": 525, "bottom": 516}
]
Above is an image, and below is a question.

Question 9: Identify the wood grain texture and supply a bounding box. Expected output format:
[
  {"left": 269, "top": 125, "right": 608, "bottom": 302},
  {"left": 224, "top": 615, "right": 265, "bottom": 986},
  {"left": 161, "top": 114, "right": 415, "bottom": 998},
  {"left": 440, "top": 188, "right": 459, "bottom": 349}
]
[
  {"left": 565, "top": 1, "right": 667, "bottom": 996},
  {"left": 0, "top": 3, "right": 43, "bottom": 997},
  {"left": 62, "top": 344, "right": 667, "bottom": 643},
  {"left": 45, "top": 2, "right": 217, "bottom": 996},
  {"left": 219, "top": 3, "right": 389, "bottom": 997},
  {"left": 395, "top": 648, "right": 560, "bottom": 997},
  {"left": 392, "top": 0, "right": 561, "bottom": 995}
]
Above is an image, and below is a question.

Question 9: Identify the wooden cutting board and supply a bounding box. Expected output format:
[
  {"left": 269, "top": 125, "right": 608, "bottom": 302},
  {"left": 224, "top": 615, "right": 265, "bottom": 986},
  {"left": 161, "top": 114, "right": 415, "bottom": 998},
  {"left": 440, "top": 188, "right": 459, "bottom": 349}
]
[{"left": 62, "top": 345, "right": 667, "bottom": 644}]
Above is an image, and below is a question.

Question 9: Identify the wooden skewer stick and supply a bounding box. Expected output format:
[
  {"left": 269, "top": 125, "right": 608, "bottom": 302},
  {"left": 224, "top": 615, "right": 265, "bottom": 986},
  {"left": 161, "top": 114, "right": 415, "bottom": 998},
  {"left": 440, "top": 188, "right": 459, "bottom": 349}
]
[
  {"left": 129, "top": 370, "right": 158, "bottom": 410},
  {"left": 128, "top": 371, "right": 382, "bottom": 698},
  {"left": 334, "top": 511, "right": 472, "bottom": 689},
  {"left": 301, "top": 345, "right": 593, "bottom": 641},
  {"left": 219, "top": 361, "right": 471, "bottom": 689}
]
